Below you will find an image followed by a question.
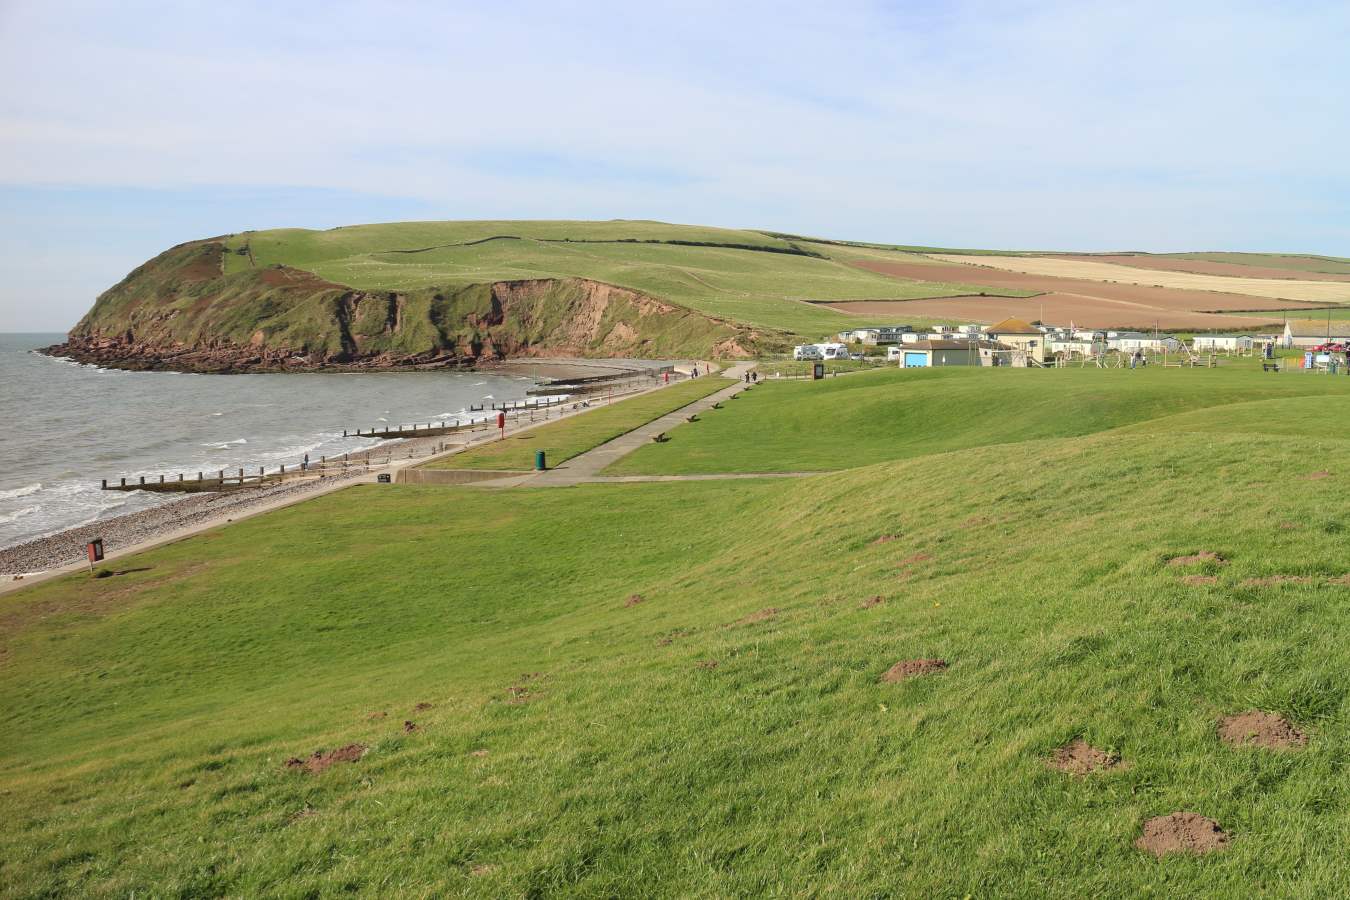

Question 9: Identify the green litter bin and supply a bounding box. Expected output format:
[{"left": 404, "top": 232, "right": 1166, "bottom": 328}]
[{"left": 535, "top": 450, "right": 547, "bottom": 471}]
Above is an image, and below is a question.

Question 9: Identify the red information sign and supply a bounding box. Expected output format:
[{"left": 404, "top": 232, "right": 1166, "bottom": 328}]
[
  {"left": 87, "top": 539, "right": 104, "bottom": 563},
  {"left": 497, "top": 411, "right": 506, "bottom": 437}
]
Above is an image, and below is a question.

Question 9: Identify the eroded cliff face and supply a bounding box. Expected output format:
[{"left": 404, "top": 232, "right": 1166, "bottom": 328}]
[{"left": 46, "top": 240, "right": 772, "bottom": 372}]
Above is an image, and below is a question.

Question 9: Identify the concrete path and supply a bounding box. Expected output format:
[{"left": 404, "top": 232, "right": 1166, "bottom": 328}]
[{"left": 461, "top": 364, "right": 822, "bottom": 488}]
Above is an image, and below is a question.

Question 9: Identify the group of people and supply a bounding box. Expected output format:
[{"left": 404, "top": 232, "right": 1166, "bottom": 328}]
[{"left": 743, "top": 370, "right": 759, "bottom": 384}]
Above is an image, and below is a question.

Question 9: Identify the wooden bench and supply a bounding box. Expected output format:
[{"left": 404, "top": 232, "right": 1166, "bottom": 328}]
[{"left": 1262, "top": 363, "right": 1281, "bottom": 372}]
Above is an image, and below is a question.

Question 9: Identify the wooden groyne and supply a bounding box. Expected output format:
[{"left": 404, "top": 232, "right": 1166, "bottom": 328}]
[{"left": 347, "top": 396, "right": 570, "bottom": 440}]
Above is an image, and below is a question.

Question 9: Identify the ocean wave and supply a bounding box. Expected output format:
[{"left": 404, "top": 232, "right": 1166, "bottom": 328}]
[
  {"left": 0, "top": 505, "right": 41, "bottom": 525},
  {"left": 0, "top": 482, "right": 42, "bottom": 501}
]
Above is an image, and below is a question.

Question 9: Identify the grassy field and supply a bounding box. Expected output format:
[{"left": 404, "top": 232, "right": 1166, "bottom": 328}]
[
  {"left": 1164, "top": 252, "right": 1350, "bottom": 276},
  {"left": 609, "top": 365, "right": 1350, "bottom": 475},
  {"left": 218, "top": 221, "right": 1033, "bottom": 337},
  {"left": 6, "top": 401, "right": 1350, "bottom": 893},
  {"left": 422, "top": 376, "right": 730, "bottom": 471}
]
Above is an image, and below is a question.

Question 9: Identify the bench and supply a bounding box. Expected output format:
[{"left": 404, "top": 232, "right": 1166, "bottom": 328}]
[
  {"left": 1262, "top": 363, "right": 1281, "bottom": 372},
  {"left": 652, "top": 432, "right": 669, "bottom": 443}
]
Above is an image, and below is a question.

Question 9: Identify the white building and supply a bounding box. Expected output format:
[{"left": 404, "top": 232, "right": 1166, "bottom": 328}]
[
  {"left": 1282, "top": 323, "right": 1350, "bottom": 348},
  {"left": 1193, "top": 334, "right": 1254, "bottom": 352},
  {"left": 1107, "top": 332, "right": 1182, "bottom": 353}
]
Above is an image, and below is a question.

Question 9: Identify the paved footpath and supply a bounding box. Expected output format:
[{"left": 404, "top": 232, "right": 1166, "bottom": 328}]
[{"left": 466, "top": 364, "right": 817, "bottom": 488}]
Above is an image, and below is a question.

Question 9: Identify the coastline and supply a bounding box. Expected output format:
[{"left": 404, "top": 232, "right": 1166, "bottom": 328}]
[{"left": 0, "top": 365, "right": 706, "bottom": 588}]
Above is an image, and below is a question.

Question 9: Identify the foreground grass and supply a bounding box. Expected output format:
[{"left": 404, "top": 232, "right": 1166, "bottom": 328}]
[
  {"left": 5, "top": 423, "right": 1350, "bottom": 894},
  {"left": 610, "top": 365, "right": 1350, "bottom": 475},
  {"left": 423, "top": 376, "right": 730, "bottom": 471}
]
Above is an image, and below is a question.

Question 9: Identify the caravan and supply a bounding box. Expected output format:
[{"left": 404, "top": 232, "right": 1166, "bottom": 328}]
[
  {"left": 814, "top": 342, "right": 851, "bottom": 360},
  {"left": 793, "top": 344, "right": 823, "bottom": 360}
]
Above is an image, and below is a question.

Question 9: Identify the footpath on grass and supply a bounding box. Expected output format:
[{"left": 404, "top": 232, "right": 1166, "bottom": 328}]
[{"left": 450, "top": 363, "right": 821, "bottom": 488}]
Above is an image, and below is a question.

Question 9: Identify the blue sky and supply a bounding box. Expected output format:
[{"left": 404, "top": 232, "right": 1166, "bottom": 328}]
[{"left": 2, "top": 0, "right": 1348, "bottom": 331}]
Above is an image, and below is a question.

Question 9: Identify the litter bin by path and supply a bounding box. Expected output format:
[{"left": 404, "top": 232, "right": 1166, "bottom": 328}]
[
  {"left": 377, "top": 473, "right": 391, "bottom": 483},
  {"left": 535, "top": 450, "right": 547, "bottom": 471}
]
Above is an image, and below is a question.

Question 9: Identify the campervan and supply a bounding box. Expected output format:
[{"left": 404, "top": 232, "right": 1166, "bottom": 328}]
[
  {"left": 814, "top": 342, "right": 850, "bottom": 360},
  {"left": 793, "top": 344, "right": 823, "bottom": 360}
]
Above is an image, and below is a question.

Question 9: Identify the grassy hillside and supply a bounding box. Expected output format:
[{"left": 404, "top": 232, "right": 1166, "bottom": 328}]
[
  {"left": 5, "top": 409, "right": 1350, "bottom": 893},
  {"left": 610, "top": 366, "right": 1350, "bottom": 475},
  {"left": 219, "top": 221, "right": 1033, "bottom": 336}
]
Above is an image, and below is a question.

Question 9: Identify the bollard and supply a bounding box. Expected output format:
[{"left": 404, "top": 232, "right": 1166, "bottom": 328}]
[
  {"left": 198, "top": 472, "right": 203, "bottom": 481},
  {"left": 120, "top": 477, "right": 126, "bottom": 487},
  {"left": 102, "top": 479, "right": 107, "bottom": 489},
  {"left": 343, "top": 429, "right": 347, "bottom": 437},
  {"left": 281, "top": 464, "right": 285, "bottom": 474},
  {"left": 159, "top": 474, "right": 165, "bottom": 484},
  {"left": 139, "top": 476, "right": 145, "bottom": 485},
  {"left": 179, "top": 473, "right": 184, "bottom": 481}
]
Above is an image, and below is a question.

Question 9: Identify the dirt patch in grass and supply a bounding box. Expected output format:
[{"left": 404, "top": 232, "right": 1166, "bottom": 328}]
[
  {"left": 1240, "top": 575, "right": 1313, "bottom": 587},
  {"left": 696, "top": 659, "right": 720, "bottom": 670},
  {"left": 506, "top": 672, "right": 544, "bottom": 704},
  {"left": 624, "top": 593, "right": 645, "bottom": 608},
  {"left": 1135, "top": 812, "right": 1230, "bottom": 857},
  {"left": 469, "top": 864, "right": 498, "bottom": 877},
  {"left": 285, "top": 743, "right": 367, "bottom": 775},
  {"left": 881, "top": 659, "right": 947, "bottom": 682},
  {"left": 871, "top": 534, "right": 900, "bottom": 545},
  {"left": 1218, "top": 710, "right": 1307, "bottom": 749},
  {"left": 731, "top": 607, "right": 779, "bottom": 626},
  {"left": 470, "top": 748, "right": 490, "bottom": 757},
  {"left": 656, "top": 629, "right": 690, "bottom": 646},
  {"left": 1046, "top": 739, "right": 1122, "bottom": 775},
  {"left": 1306, "top": 470, "right": 1332, "bottom": 480},
  {"left": 860, "top": 595, "right": 885, "bottom": 609},
  {"left": 1168, "top": 552, "right": 1226, "bottom": 567},
  {"left": 368, "top": 711, "right": 388, "bottom": 720},
  {"left": 1182, "top": 575, "right": 1219, "bottom": 586},
  {"left": 403, "top": 720, "right": 419, "bottom": 733},
  {"left": 413, "top": 701, "right": 433, "bottom": 711},
  {"left": 900, "top": 552, "right": 933, "bottom": 565},
  {"left": 1327, "top": 574, "right": 1350, "bottom": 585}
]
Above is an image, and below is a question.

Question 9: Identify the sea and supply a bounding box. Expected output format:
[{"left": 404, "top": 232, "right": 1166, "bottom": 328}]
[{"left": 0, "top": 333, "right": 539, "bottom": 550}]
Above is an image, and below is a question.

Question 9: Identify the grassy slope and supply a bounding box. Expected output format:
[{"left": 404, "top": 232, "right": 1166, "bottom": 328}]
[
  {"left": 424, "top": 376, "right": 731, "bottom": 470},
  {"left": 6, "top": 415, "right": 1350, "bottom": 894},
  {"left": 609, "top": 366, "right": 1350, "bottom": 475},
  {"left": 220, "top": 222, "right": 1033, "bottom": 337}
]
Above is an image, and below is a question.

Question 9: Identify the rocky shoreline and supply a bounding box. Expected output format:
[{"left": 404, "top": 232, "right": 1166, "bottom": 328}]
[{"left": 39, "top": 336, "right": 478, "bottom": 375}]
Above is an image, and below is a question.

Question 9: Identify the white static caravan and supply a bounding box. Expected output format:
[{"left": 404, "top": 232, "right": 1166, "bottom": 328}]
[
  {"left": 1193, "top": 334, "right": 1254, "bottom": 352},
  {"left": 1107, "top": 332, "right": 1182, "bottom": 353}
]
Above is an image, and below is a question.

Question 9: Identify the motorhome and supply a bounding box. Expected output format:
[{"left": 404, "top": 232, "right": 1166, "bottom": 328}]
[
  {"left": 813, "top": 342, "right": 851, "bottom": 360},
  {"left": 793, "top": 344, "right": 823, "bottom": 360}
]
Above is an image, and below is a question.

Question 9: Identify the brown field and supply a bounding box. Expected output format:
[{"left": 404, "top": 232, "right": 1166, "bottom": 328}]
[
  {"left": 1054, "top": 254, "right": 1350, "bottom": 283},
  {"left": 930, "top": 254, "right": 1350, "bottom": 303},
  {"left": 822, "top": 298, "right": 1287, "bottom": 330},
  {"left": 851, "top": 259, "right": 1329, "bottom": 329}
]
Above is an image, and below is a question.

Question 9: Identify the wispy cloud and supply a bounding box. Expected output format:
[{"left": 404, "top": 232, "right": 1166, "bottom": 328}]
[{"left": 1, "top": 0, "right": 1348, "bottom": 328}]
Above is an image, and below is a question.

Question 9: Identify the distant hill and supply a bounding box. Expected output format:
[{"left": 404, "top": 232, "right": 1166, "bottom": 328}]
[{"left": 47, "top": 220, "right": 1026, "bottom": 372}]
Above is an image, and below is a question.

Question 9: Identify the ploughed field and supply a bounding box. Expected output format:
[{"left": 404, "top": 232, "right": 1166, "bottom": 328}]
[
  {"left": 6, "top": 365, "right": 1350, "bottom": 894},
  {"left": 831, "top": 259, "right": 1334, "bottom": 330}
]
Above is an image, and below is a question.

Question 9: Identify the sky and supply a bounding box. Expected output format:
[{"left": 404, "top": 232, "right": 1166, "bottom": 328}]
[{"left": 2, "top": 0, "right": 1348, "bottom": 331}]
